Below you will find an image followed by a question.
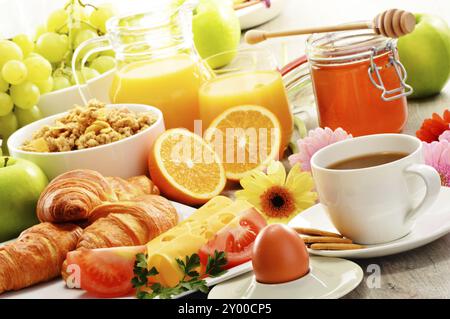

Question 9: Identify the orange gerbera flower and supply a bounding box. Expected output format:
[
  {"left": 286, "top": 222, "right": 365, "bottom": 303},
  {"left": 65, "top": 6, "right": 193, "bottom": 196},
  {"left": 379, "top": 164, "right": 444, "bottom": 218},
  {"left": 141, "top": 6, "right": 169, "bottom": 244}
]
[{"left": 416, "top": 110, "right": 450, "bottom": 143}]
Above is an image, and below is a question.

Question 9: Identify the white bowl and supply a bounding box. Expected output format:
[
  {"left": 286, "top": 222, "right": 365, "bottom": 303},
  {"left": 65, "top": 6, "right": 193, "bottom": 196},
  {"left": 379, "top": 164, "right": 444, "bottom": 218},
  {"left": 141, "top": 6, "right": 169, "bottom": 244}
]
[
  {"left": 38, "top": 70, "right": 115, "bottom": 117},
  {"left": 8, "top": 104, "right": 165, "bottom": 180},
  {"left": 237, "top": 0, "right": 285, "bottom": 30}
]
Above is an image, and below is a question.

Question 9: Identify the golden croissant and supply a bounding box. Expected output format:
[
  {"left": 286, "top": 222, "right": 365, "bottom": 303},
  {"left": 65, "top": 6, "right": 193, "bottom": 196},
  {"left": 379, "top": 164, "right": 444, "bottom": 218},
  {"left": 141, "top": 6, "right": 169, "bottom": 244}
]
[
  {"left": 61, "top": 195, "right": 178, "bottom": 280},
  {"left": 0, "top": 222, "right": 82, "bottom": 294},
  {"left": 77, "top": 195, "right": 178, "bottom": 249},
  {"left": 37, "top": 169, "right": 160, "bottom": 223}
]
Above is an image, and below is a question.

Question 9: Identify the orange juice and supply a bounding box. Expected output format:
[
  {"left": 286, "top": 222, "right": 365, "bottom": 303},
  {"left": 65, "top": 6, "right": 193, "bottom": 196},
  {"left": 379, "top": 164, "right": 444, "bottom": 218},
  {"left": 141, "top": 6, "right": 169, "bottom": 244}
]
[
  {"left": 199, "top": 70, "right": 293, "bottom": 150},
  {"left": 110, "top": 54, "right": 202, "bottom": 131}
]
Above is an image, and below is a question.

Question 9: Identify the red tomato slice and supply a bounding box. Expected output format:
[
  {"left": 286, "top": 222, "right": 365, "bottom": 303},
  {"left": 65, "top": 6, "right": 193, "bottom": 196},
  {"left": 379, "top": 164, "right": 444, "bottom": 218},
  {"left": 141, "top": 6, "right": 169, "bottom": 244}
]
[
  {"left": 199, "top": 208, "right": 267, "bottom": 269},
  {"left": 66, "top": 245, "right": 146, "bottom": 298}
]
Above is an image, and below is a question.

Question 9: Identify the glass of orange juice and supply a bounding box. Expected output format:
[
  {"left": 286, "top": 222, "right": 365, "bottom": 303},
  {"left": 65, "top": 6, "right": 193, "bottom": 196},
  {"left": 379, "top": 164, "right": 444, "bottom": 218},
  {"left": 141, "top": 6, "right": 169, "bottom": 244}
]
[{"left": 199, "top": 49, "right": 293, "bottom": 152}]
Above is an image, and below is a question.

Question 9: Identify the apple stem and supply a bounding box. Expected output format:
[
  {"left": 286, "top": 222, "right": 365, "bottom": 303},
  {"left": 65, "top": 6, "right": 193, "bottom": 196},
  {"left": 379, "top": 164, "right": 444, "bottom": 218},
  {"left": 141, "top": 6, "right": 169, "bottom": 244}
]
[{"left": 3, "top": 157, "right": 9, "bottom": 167}]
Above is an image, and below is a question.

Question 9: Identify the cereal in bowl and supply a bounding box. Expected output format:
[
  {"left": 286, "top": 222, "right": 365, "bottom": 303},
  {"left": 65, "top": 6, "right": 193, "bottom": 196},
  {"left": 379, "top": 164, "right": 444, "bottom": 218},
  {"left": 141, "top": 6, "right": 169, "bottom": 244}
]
[{"left": 21, "top": 100, "right": 157, "bottom": 152}]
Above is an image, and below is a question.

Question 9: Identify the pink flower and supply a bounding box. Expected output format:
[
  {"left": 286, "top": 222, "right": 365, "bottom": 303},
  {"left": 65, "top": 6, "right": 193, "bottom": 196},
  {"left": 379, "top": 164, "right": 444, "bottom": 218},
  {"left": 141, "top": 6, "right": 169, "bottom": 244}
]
[
  {"left": 438, "top": 130, "right": 450, "bottom": 142},
  {"left": 423, "top": 140, "right": 450, "bottom": 187},
  {"left": 289, "top": 127, "right": 352, "bottom": 171}
]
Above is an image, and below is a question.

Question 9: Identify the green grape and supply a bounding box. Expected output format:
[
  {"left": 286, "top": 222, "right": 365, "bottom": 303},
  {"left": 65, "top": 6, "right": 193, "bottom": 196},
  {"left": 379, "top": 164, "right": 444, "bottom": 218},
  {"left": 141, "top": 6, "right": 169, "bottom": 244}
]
[
  {"left": 73, "top": 29, "right": 100, "bottom": 63},
  {"left": 47, "top": 9, "right": 69, "bottom": 33},
  {"left": 14, "top": 105, "right": 42, "bottom": 127},
  {"left": 35, "top": 32, "right": 69, "bottom": 63},
  {"left": 34, "top": 24, "right": 47, "bottom": 41},
  {"left": 26, "top": 52, "right": 41, "bottom": 59},
  {"left": 52, "top": 75, "right": 71, "bottom": 91},
  {"left": 1, "top": 60, "right": 28, "bottom": 85},
  {"left": 90, "top": 55, "right": 116, "bottom": 74},
  {"left": 12, "top": 34, "right": 34, "bottom": 57},
  {"left": 0, "top": 92, "right": 14, "bottom": 116},
  {"left": 0, "top": 40, "right": 23, "bottom": 68},
  {"left": 10, "top": 81, "right": 40, "bottom": 110},
  {"left": 0, "top": 74, "right": 9, "bottom": 92},
  {"left": 74, "top": 29, "right": 98, "bottom": 48},
  {"left": 102, "top": 49, "right": 115, "bottom": 57},
  {"left": 24, "top": 55, "right": 52, "bottom": 83},
  {"left": 0, "top": 112, "right": 19, "bottom": 154},
  {"left": 71, "top": 67, "right": 100, "bottom": 84},
  {"left": 89, "top": 5, "right": 115, "bottom": 34},
  {"left": 35, "top": 76, "right": 53, "bottom": 94},
  {"left": 82, "top": 67, "right": 100, "bottom": 81},
  {"left": 52, "top": 66, "right": 73, "bottom": 80}
]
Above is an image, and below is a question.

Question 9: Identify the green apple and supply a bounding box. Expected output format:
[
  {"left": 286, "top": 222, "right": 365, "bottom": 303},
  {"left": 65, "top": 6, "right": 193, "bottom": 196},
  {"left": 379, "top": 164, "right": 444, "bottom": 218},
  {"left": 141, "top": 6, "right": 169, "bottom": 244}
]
[
  {"left": 0, "top": 112, "right": 18, "bottom": 156},
  {"left": 398, "top": 14, "right": 450, "bottom": 98},
  {"left": 0, "top": 157, "right": 48, "bottom": 241},
  {"left": 192, "top": 0, "right": 241, "bottom": 68}
]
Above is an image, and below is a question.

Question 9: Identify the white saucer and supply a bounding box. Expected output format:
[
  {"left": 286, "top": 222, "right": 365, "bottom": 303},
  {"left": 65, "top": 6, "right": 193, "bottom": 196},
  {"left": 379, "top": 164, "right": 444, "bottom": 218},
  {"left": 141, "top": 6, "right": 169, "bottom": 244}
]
[
  {"left": 236, "top": 0, "right": 285, "bottom": 30},
  {"left": 208, "top": 257, "right": 363, "bottom": 299},
  {"left": 288, "top": 186, "right": 450, "bottom": 259}
]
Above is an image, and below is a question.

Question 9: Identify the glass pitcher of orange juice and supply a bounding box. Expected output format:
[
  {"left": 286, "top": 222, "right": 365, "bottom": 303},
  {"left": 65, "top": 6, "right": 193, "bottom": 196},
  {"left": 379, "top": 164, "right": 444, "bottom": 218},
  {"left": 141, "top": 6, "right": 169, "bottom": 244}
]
[
  {"left": 199, "top": 48, "right": 294, "bottom": 152},
  {"left": 72, "top": 1, "right": 207, "bottom": 131}
]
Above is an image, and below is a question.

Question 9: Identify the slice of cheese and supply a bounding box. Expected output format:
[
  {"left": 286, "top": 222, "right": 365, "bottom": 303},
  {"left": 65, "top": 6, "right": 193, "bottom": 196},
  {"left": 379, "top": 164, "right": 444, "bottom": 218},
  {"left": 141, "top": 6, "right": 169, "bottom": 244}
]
[{"left": 146, "top": 198, "right": 253, "bottom": 287}]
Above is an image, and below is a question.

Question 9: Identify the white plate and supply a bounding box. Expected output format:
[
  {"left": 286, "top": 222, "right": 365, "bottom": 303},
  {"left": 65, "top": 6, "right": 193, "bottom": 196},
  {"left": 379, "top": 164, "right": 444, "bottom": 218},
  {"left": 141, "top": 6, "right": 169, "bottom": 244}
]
[
  {"left": 288, "top": 187, "right": 450, "bottom": 259},
  {"left": 236, "top": 0, "right": 285, "bottom": 30},
  {"left": 208, "top": 257, "right": 363, "bottom": 299},
  {"left": 0, "top": 201, "right": 254, "bottom": 299}
]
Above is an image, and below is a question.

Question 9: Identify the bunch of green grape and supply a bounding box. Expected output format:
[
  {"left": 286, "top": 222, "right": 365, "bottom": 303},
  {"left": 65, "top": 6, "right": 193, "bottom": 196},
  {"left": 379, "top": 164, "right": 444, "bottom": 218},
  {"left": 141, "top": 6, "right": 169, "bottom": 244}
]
[
  {"left": 0, "top": 38, "right": 45, "bottom": 155},
  {"left": 0, "top": 1, "right": 117, "bottom": 155},
  {"left": 36, "top": 0, "right": 117, "bottom": 89}
]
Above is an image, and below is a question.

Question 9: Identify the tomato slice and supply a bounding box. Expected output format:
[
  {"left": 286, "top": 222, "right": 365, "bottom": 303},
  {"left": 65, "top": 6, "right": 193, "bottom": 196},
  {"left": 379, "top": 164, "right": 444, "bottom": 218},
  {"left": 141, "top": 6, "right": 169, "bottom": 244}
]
[
  {"left": 65, "top": 245, "right": 146, "bottom": 298},
  {"left": 199, "top": 208, "right": 267, "bottom": 269}
]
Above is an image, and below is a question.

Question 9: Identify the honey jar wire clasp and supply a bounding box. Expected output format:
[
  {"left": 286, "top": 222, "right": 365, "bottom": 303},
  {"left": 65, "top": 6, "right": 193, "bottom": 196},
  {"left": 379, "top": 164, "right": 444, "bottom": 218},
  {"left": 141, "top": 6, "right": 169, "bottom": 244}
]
[{"left": 368, "top": 41, "right": 413, "bottom": 101}]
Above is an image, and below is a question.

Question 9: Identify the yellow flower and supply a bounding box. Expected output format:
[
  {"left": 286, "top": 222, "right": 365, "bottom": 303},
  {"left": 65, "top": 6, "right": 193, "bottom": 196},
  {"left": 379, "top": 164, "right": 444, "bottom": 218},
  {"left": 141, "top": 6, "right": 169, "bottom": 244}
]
[{"left": 235, "top": 161, "right": 317, "bottom": 224}]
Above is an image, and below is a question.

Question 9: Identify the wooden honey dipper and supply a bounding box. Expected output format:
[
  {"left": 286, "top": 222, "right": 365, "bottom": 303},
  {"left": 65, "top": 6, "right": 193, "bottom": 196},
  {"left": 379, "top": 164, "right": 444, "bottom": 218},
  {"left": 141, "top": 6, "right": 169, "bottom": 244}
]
[{"left": 245, "top": 9, "right": 416, "bottom": 44}]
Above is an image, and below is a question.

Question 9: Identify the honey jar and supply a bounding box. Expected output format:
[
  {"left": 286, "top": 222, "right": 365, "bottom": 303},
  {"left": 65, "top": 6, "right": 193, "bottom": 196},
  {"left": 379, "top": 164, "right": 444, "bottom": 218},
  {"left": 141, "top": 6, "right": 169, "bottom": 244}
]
[{"left": 302, "top": 31, "right": 413, "bottom": 136}]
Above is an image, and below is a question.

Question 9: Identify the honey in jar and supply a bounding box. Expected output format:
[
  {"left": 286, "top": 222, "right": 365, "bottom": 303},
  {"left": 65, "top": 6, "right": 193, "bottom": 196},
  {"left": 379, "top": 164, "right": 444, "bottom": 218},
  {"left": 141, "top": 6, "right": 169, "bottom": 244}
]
[{"left": 306, "top": 31, "right": 413, "bottom": 136}]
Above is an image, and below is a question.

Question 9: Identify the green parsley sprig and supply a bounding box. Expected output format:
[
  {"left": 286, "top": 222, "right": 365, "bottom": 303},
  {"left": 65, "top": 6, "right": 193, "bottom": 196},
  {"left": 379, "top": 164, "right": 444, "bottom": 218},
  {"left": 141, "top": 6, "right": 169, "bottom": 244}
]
[{"left": 132, "top": 250, "right": 228, "bottom": 299}]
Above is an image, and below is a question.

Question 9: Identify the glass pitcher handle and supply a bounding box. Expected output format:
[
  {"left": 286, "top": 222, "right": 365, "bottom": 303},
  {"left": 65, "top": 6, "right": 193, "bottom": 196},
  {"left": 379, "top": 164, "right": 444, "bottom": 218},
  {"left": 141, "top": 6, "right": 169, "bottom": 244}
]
[{"left": 71, "top": 36, "right": 112, "bottom": 104}]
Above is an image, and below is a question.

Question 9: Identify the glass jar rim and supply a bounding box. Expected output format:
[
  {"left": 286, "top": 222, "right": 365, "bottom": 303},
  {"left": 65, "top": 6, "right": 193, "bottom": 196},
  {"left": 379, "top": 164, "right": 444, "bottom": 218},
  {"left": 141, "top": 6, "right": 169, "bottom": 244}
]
[{"left": 306, "top": 30, "right": 395, "bottom": 63}]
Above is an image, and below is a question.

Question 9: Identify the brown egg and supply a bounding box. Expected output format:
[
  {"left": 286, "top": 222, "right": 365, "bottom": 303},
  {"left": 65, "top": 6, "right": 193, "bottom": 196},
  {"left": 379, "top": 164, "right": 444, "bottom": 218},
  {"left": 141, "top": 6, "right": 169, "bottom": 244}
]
[{"left": 252, "top": 224, "right": 309, "bottom": 284}]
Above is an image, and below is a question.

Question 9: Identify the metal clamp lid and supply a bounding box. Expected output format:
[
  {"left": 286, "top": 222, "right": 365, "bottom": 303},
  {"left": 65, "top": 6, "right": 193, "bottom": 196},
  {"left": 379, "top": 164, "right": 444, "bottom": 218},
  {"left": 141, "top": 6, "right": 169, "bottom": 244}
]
[{"left": 368, "top": 41, "right": 413, "bottom": 101}]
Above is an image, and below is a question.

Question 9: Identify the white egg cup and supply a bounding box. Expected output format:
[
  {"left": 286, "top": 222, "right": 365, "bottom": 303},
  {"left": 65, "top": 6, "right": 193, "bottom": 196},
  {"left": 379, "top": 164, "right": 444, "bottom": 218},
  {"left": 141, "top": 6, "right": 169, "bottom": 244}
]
[
  {"left": 208, "top": 257, "right": 364, "bottom": 299},
  {"left": 242, "top": 268, "right": 314, "bottom": 299}
]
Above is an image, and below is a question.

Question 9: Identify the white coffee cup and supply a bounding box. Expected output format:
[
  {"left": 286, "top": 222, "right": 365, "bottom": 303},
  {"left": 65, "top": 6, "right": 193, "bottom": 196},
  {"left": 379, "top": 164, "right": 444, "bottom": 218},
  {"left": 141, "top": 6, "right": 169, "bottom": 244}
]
[{"left": 311, "top": 134, "right": 441, "bottom": 245}]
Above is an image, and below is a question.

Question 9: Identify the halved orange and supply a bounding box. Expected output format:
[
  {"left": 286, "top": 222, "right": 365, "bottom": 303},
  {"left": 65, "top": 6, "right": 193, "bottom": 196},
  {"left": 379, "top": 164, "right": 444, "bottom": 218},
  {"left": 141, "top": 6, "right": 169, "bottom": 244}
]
[
  {"left": 148, "top": 128, "right": 226, "bottom": 205},
  {"left": 204, "top": 105, "right": 281, "bottom": 181}
]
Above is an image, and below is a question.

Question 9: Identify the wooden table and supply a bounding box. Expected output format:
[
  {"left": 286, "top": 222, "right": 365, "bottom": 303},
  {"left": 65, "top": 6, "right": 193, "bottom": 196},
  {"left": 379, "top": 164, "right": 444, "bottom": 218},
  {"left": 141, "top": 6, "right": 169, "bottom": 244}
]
[{"left": 246, "top": 0, "right": 450, "bottom": 298}]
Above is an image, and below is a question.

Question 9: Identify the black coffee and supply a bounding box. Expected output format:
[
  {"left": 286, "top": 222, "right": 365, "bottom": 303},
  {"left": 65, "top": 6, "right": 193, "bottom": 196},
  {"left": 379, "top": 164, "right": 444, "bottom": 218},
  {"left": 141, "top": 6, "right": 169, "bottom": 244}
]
[{"left": 327, "top": 152, "right": 409, "bottom": 170}]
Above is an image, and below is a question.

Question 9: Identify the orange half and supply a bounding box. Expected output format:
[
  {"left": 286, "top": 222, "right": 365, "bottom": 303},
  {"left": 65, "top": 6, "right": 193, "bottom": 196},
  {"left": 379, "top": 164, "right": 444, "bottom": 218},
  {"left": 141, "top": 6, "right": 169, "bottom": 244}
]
[
  {"left": 149, "top": 128, "right": 226, "bottom": 205},
  {"left": 204, "top": 105, "right": 281, "bottom": 181}
]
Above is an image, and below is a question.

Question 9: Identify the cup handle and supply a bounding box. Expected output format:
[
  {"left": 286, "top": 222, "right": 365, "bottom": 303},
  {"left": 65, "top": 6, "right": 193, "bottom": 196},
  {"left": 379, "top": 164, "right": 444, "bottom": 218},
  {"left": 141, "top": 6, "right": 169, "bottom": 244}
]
[{"left": 404, "top": 164, "right": 441, "bottom": 223}]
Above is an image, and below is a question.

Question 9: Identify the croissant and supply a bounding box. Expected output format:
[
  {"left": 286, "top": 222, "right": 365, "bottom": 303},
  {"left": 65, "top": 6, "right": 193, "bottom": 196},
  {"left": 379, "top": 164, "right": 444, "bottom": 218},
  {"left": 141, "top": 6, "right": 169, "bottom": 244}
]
[
  {"left": 61, "top": 195, "right": 178, "bottom": 281},
  {"left": 76, "top": 195, "right": 178, "bottom": 249},
  {"left": 0, "top": 222, "right": 82, "bottom": 294},
  {"left": 106, "top": 176, "right": 159, "bottom": 201},
  {"left": 37, "top": 169, "right": 159, "bottom": 223}
]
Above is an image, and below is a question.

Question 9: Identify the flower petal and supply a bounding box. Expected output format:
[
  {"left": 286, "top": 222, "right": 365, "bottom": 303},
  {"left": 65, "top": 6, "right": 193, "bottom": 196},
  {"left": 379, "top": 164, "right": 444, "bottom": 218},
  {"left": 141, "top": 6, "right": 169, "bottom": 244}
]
[
  {"left": 285, "top": 164, "right": 315, "bottom": 193},
  {"left": 266, "top": 160, "right": 286, "bottom": 185},
  {"left": 240, "top": 169, "right": 274, "bottom": 191},
  {"left": 235, "top": 190, "right": 263, "bottom": 209}
]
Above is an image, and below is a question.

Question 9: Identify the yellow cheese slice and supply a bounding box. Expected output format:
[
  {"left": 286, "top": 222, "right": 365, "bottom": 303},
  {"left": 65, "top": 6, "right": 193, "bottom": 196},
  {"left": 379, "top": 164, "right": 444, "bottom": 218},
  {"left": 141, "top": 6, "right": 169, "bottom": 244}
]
[
  {"left": 146, "top": 196, "right": 233, "bottom": 254},
  {"left": 146, "top": 198, "right": 253, "bottom": 287}
]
